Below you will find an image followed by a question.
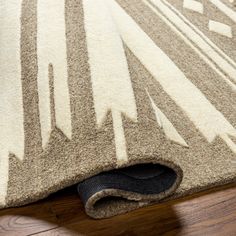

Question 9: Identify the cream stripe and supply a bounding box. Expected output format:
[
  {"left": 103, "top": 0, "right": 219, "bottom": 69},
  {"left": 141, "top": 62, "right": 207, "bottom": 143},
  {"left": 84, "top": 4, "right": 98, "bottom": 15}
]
[
  {"left": 148, "top": 92, "right": 188, "bottom": 147},
  {"left": 0, "top": 0, "right": 24, "bottom": 204},
  {"left": 150, "top": 0, "right": 236, "bottom": 69},
  {"left": 37, "top": 0, "right": 71, "bottom": 146},
  {"left": 112, "top": 110, "right": 129, "bottom": 165},
  {"left": 83, "top": 0, "right": 137, "bottom": 164},
  {"left": 209, "top": 20, "right": 232, "bottom": 38},
  {"left": 0, "top": 149, "right": 8, "bottom": 206},
  {"left": 109, "top": 0, "right": 236, "bottom": 153},
  {"left": 145, "top": 0, "right": 236, "bottom": 88},
  {"left": 183, "top": 0, "right": 203, "bottom": 14},
  {"left": 209, "top": 0, "right": 236, "bottom": 23}
]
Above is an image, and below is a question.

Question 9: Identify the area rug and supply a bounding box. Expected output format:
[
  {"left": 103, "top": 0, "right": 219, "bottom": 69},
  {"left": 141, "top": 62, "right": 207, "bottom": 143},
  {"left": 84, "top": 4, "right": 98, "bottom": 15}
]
[{"left": 0, "top": 0, "right": 236, "bottom": 219}]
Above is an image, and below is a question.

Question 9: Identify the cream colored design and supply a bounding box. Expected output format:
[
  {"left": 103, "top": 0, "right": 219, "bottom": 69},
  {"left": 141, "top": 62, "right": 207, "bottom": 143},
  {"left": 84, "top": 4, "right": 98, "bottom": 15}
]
[
  {"left": 147, "top": 92, "right": 188, "bottom": 147},
  {"left": 209, "top": 0, "right": 236, "bottom": 23},
  {"left": 0, "top": 149, "right": 8, "bottom": 206},
  {"left": 209, "top": 20, "right": 232, "bottom": 38},
  {"left": 0, "top": 0, "right": 24, "bottom": 205},
  {"left": 182, "top": 0, "right": 234, "bottom": 38},
  {"left": 144, "top": 0, "right": 236, "bottom": 90},
  {"left": 183, "top": 0, "right": 203, "bottom": 14},
  {"left": 37, "top": 0, "right": 72, "bottom": 147},
  {"left": 109, "top": 0, "right": 236, "bottom": 153},
  {"left": 83, "top": 0, "right": 137, "bottom": 164}
]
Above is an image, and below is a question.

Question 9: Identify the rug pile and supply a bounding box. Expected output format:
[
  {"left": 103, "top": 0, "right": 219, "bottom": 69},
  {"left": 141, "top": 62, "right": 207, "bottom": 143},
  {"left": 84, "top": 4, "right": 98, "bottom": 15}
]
[{"left": 0, "top": 0, "right": 236, "bottom": 218}]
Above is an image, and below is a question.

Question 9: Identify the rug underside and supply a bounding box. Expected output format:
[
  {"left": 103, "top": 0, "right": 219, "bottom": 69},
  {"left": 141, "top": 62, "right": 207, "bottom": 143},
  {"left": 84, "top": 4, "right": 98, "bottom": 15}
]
[
  {"left": 0, "top": 0, "right": 236, "bottom": 218},
  {"left": 77, "top": 164, "right": 178, "bottom": 218}
]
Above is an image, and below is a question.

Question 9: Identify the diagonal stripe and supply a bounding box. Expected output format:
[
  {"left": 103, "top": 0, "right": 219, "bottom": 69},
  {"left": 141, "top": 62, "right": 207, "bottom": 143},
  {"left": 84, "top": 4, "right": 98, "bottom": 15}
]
[
  {"left": 157, "top": 0, "right": 236, "bottom": 69},
  {"left": 109, "top": 0, "right": 236, "bottom": 153},
  {"left": 209, "top": 0, "right": 236, "bottom": 23},
  {"left": 147, "top": 92, "right": 188, "bottom": 147},
  {"left": 37, "top": 0, "right": 72, "bottom": 146},
  {"left": 144, "top": 0, "right": 236, "bottom": 89},
  {"left": 0, "top": 0, "right": 24, "bottom": 204}
]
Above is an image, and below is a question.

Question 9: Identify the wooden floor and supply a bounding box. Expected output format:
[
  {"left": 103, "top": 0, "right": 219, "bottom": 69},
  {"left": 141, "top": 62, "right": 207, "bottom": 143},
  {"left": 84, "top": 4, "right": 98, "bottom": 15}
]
[{"left": 0, "top": 183, "right": 236, "bottom": 236}]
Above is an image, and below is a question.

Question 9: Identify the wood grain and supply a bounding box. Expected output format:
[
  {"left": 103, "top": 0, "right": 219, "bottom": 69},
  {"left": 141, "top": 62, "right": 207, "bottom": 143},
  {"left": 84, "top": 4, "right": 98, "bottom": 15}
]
[{"left": 0, "top": 183, "right": 236, "bottom": 236}]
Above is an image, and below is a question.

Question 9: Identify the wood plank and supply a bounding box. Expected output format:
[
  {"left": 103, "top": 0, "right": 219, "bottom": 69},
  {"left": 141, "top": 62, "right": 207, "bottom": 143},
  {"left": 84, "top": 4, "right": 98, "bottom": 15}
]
[
  {"left": 0, "top": 184, "right": 236, "bottom": 236},
  {"left": 0, "top": 201, "right": 58, "bottom": 236}
]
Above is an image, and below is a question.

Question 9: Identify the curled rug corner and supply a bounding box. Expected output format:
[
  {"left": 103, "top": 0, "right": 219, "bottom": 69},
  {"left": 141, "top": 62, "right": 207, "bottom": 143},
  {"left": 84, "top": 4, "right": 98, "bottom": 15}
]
[
  {"left": 77, "top": 163, "right": 182, "bottom": 219},
  {"left": 1, "top": 0, "right": 236, "bottom": 220}
]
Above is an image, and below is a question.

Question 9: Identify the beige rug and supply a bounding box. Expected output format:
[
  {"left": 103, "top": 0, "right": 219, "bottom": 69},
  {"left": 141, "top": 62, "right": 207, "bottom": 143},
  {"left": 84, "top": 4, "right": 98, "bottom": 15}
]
[{"left": 0, "top": 0, "right": 236, "bottom": 219}]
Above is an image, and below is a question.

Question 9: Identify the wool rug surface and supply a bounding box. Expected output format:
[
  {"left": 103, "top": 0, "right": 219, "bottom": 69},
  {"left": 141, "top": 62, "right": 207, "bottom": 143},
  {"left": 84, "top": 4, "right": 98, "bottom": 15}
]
[{"left": 0, "top": 0, "right": 236, "bottom": 219}]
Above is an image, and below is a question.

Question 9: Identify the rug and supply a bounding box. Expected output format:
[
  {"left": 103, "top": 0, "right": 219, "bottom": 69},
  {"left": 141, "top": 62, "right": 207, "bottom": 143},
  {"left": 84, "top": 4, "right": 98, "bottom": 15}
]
[{"left": 0, "top": 0, "right": 236, "bottom": 219}]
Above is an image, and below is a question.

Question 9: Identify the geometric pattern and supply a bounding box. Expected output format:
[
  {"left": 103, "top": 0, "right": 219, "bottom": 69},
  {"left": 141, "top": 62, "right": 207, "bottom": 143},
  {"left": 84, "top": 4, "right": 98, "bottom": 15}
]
[{"left": 0, "top": 0, "right": 236, "bottom": 211}]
